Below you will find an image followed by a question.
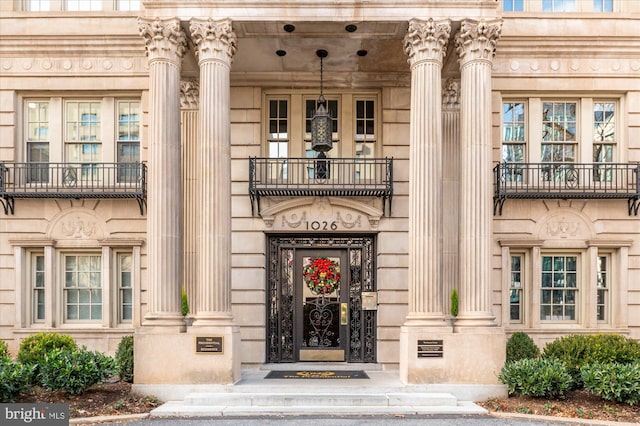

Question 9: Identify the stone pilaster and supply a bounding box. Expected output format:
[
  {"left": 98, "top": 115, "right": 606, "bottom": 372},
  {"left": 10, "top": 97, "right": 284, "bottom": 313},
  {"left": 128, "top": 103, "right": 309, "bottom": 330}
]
[
  {"left": 180, "top": 79, "right": 200, "bottom": 317},
  {"left": 442, "top": 79, "right": 460, "bottom": 315},
  {"left": 138, "top": 17, "right": 186, "bottom": 328},
  {"left": 189, "top": 18, "right": 237, "bottom": 325},
  {"left": 402, "top": 18, "right": 451, "bottom": 325},
  {"left": 455, "top": 19, "right": 502, "bottom": 327}
]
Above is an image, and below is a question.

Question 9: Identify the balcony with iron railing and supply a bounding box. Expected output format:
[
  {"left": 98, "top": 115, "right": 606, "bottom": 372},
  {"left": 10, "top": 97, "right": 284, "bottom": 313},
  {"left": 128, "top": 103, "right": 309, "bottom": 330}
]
[
  {"left": 0, "top": 162, "right": 147, "bottom": 215},
  {"left": 494, "top": 162, "right": 640, "bottom": 216},
  {"left": 249, "top": 157, "right": 393, "bottom": 216}
]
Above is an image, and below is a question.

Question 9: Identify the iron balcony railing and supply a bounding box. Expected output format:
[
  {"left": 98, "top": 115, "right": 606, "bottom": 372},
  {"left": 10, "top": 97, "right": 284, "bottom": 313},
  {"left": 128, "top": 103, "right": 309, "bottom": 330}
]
[
  {"left": 0, "top": 162, "right": 147, "bottom": 215},
  {"left": 494, "top": 162, "right": 640, "bottom": 216},
  {"left": 249, "top": 157, "right": 393, "bottom": 215}
]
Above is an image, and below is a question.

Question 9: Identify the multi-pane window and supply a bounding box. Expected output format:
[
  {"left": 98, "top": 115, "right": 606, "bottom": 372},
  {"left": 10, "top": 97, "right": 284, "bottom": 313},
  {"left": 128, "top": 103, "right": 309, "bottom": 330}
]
[
  {"left": 593, "top": 0, "right": 613, "bottom": 12},
  {"left": 118, "top": 254, "right": 133, "bottom": 322},
  {"left": 503, "top": 0, "right": 524, "bottom": 12},
  {"left": 117, "top": 101, "right": 141, "bottom": 183},
  {"left": 541, "top": 255, "right": 577, "bottom": 321},
  {"left": 117, "top": 0, "right": 141, "bottom": 10},
  {"left": 543, "top": 0, "right": 576, "bottom": 12},
  {"left": 268, "top": 99, "right": 289, "bottom": 159},
  {"left": 32, "top": 254, "right": 45, "bottom": 322},
  {"left": 597, "top": 255, "right": 608, "bottom": 322},
  {"left": 66, "top": 0, "right": 101, "bottom": 11},
  {"left": 593, "top": 102, "right": 615, "bottom": 182},
  {"left": 355, "top": 99, "right": 376, "bottom": 159},
  {"left": 502, "top": 102, "right": 526, "bottom": 182},
  {"left": 26, "top": 101, "right": 50, "bottom": 183},
  {"left": 509, "top": 255, "right": 523, "bottom": 322},
  {"left": 64, "top": 255, "right": 102, "bottom": 321},
  {"left": 541, "top": 101, "right": 577, "bottom": 181},
  {"left": 25, "top": 0, "right": 50, "bottom": 11},
  {"left": 65, "top": 101, "right": 101, "bottom": 181}
]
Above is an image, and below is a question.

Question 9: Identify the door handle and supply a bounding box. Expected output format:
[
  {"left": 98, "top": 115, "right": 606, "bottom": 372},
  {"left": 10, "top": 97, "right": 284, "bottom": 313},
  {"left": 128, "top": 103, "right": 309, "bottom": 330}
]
[{"left": 340, "top": 303, "right": 348, "bottom": 325}]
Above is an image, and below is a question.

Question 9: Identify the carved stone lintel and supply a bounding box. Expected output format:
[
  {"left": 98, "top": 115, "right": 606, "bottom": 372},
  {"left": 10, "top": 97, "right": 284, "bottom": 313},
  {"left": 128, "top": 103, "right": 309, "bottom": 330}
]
[
  {"left": 455, "top": 19, "right": 502, "bottom": 66},
  {"left": 404, "top": 18, "right": 452, "bottom": 67},
  {"left": 180, "top": 79, "right": 200, "bottom": 109},
  {"left": 189, "top": 18, "right": 237, "bottom": 65},
  {"left": 138, "top": 17, "right": 187, "bottom": 64},
  {"left": 442, "top": 79, "right": 460, "bottom": 109}
]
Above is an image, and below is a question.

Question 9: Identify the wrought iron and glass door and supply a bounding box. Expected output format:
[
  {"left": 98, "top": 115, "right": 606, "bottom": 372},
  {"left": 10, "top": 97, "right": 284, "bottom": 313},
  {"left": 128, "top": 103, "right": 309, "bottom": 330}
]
[
  {"left": 296, "top": 250, "right": 347, "bottom": 361},
  {"left": 267, "top": 235, "right": 376, "bottom": 363}
]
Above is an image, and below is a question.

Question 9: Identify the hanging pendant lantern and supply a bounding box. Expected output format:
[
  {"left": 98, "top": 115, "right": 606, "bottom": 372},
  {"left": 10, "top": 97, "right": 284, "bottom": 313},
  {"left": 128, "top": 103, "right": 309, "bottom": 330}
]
[{"left": 311, "top": 49, "right": 333, "bottom": 153}]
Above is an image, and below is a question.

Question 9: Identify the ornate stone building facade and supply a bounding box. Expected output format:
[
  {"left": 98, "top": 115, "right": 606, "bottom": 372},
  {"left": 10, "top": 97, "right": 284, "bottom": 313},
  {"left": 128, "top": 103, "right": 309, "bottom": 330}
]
[{"left": 1, "top": 0, "right": 638, "bottom": 398}]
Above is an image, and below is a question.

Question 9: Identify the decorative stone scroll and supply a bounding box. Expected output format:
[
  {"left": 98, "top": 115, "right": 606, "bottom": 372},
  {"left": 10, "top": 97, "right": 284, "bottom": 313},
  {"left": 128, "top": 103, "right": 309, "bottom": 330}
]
[{"left": 261, "top": 198, "right": 381, "bottom": 232}]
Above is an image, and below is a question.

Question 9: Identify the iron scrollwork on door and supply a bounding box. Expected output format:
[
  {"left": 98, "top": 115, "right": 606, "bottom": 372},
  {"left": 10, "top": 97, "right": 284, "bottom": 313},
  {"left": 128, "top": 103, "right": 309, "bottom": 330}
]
[{"left": 267, "top": 236, "right": 376, "bottom": 363}]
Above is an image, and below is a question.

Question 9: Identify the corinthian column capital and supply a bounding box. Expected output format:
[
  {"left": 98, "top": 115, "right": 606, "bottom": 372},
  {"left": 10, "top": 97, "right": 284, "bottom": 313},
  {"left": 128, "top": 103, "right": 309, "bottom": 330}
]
[
  {"left": 138, "top": 17, "right": 187, "bottom": 65},
  {"left": 455, "top": 19, "right": 502, "bottom": 66},
  {"left": 180, "top": 79, "right": 200, "bottom": 109},
  {"left": 404, "top": 18, "right": 451, "bottom": 67},
  {"left": 189, "top": 18, "right": 237, "bottom": 65}
]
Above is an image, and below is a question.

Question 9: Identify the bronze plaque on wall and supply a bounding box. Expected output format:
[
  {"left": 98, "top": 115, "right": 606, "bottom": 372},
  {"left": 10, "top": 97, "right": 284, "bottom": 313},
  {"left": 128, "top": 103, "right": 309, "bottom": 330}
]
[
  {"left": 195, "top": 336, "right": 224, "bottom": 354},
  {"left": 417, "top": 339, "right": 443, "bottom": 358}
]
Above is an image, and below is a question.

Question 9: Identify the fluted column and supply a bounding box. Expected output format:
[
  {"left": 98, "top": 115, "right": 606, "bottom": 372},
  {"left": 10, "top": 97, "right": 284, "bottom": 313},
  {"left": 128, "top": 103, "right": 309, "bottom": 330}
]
[
  {"left": 190, "top": 18, "right": 237, "bottom": 324},
  {"left": 403, "top": 18, "right": 451, "bottom": 325},
  {"left": 138, "top": 17, "right": 186, "bottom": 326},
  {"left": 442, "top": 79, "right": 460, "bottom": 314},
  {"left": 180, "top": 80, "right": 200, "bottom": 317},
  {"left": 454, "top": 19, "right": 502, "bottom": 327}
]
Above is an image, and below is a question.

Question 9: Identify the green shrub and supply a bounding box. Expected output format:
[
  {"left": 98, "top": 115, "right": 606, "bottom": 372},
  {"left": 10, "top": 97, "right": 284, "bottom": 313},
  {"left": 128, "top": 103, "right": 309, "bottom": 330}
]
[
  {"left": 499, "top": 358, "right": 574, "bottom": 399},
  {"left": 181, "top": 286, "right": 189, "bottom": 316},
  {"left": 0, "top": 359, "right": 35, "bottom": 402},
  {"left": 17, "top": 332, "right": 77, "bottom": 366},
  {"left": 450, "top": 289, "right": 459, "bottom": 317},
  {"left": 115, "top": 335, "right": 134, "bottom": 383},
  {"left": 581, "top": 362, "right": 640, "bottom": 405},
  {"left": 0, "top": 340, "right": 10, "bottom": 359},
  {"left": 542, "top": 334, "right": 640, "bottom": 385},
  {"left": 39, "top": 347, "right": 116, "bottom": 395},
  {"left": 506, "top": 332, "right": 540, "bottom": 362}
]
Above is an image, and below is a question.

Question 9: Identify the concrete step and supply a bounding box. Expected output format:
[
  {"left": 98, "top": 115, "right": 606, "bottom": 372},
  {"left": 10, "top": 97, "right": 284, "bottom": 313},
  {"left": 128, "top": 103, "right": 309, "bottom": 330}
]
[{"left": 183, "top": 391, "right": 458, "bottom": 407}]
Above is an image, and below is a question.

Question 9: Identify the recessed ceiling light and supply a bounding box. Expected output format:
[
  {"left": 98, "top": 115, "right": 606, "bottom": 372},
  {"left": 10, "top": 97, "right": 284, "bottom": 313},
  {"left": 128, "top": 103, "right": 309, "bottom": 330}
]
[
  {"left": 283, "top": 24, "right": 296, "bottom": 33},
  {"left": 357, "top": 50, "right": 368, "bottom": 57},
  {"left": 276, "top": 50, "right": 287, "bottom": 57},
  {"left": 345, "top": 24, "right": 358, "bottom": 33}
]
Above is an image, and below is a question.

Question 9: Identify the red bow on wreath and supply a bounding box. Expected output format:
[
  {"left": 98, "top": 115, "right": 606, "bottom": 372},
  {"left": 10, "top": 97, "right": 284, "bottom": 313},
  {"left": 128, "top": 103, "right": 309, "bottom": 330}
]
[{"left": 303, "top": 257, "right": 340, "bottom": 295}]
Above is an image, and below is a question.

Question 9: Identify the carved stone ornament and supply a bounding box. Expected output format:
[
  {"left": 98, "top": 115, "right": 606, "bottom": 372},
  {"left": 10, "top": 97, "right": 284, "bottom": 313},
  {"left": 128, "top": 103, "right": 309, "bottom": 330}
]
[
  {"left": 47, "top": 209, "right": 106, "bottom": 241},
  {"left": 403, "top": 18, "right": 452, "bottom": 66},
  {"left": 260, "top": 197, "right": 382, "bottom": 232},
  {"left": 189, "top": 18, "right": 237, "bottom": 64},
  {"left": 442, "top": 79, "right": 460, "bottom": 108},
  {"left": 455, "top": 19, "right": 502, "bottom": 66},
  {"left": 546, "top": 216, "right": 580, "bottom": 238},
  {"left": 138, "top": 17, "right": 187, "bottom": 64},
  {"left": 180, "top": 79, "right": 200, "bottom": 109}
]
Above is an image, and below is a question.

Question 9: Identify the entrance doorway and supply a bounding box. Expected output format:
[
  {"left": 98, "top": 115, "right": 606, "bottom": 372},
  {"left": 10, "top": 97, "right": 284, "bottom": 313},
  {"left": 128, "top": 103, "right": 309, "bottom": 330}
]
[
  {"left": 296, "top": 249, "right": 347, "bottom": 361},
  {"left": 266, "top": 235, "right": 376, "bottom": 363}
]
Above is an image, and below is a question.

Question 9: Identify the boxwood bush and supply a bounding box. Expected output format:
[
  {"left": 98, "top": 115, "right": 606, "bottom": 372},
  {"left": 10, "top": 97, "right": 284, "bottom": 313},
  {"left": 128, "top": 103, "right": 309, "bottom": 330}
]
[
  {"left": 17, "top": 332, "right": 77, "bottom": 384},
  {"left": 0, "top": 359, "right": 34, "bottom": 402},
  {"left": 39, "top": 347, "right": 115, "bottom": 395},
  {"left": 581, "top": 362, "right": 640, "bottom": 405},
  {"left": 506, "top": 332, "right": 540, "bottom": 362},
  {"left": 499, "top": 358, "right": 574, "bottom": 399},
  {"left": 542, "top": 334, "right": 640, "bottom": 385},
  {"left": 115, "top": 335, "right": 134, "bottom": 383}
]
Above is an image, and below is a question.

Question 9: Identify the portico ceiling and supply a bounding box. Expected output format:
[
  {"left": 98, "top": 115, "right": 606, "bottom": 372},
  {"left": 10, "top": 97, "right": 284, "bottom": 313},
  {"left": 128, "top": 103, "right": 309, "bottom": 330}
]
[{"left": 182, "top": 20, "right": 461, "bottom": 86}]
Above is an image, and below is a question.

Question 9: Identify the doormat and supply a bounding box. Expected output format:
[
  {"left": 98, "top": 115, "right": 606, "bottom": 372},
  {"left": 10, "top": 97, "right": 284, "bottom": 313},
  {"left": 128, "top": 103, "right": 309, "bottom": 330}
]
[{"left": 265, "top": 370, "right": 369, "bottom": 379}]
